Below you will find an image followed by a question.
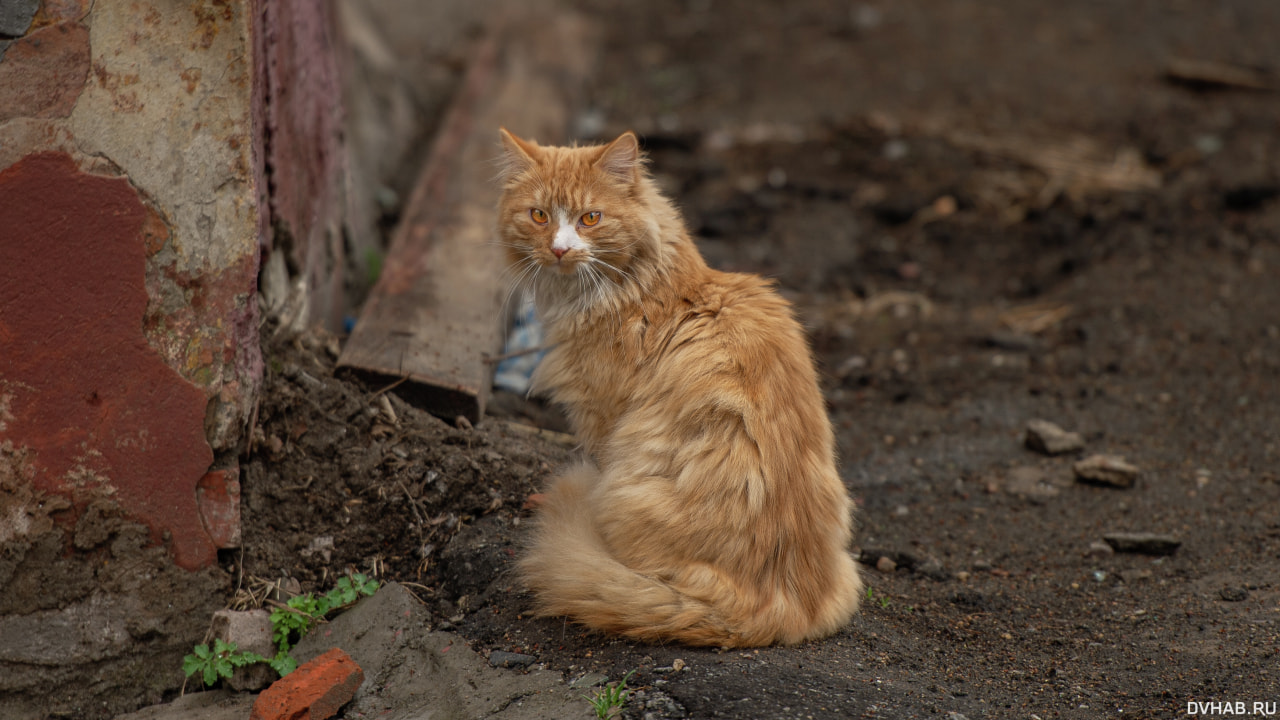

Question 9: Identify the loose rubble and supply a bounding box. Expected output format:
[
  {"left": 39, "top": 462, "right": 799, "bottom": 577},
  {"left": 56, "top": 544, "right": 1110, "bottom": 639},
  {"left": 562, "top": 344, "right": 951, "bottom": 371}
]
[
  {"left": 489, "top": 651, "right": 537, "bottom": 669},
  {"left": 1102, "top": 532, "right": 1181, "bottom": 556},
  {"left": 1024, "top": 419, "right": 1084, "bottom": 456},
  {"left": 1074, "top": 454, "right": 1140, "bottom": 488},
  {"left": 1004, "top": 466, "right": 1062, "bottom": 503}
]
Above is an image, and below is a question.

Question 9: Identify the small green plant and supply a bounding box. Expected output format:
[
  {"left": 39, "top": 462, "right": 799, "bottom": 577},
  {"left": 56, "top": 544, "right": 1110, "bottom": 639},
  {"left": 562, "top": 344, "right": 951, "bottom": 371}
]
[
  {"left": 364, "top": 247, "right": 384, "bottom": 287},
  {"left": 184, "top": 572, "right": 380, "bottom": 687},
  {"left": 865, "top": 586, "right": 891, "bottom": 609},
  {"left": 584, "top": 669, "right": 636, "bottom": 719},
  {"left": 270, "top": 573, "right": 381, "bottom": 657},
  {"left": 182, "top": 638, "right": 266, "bottom": 687}
]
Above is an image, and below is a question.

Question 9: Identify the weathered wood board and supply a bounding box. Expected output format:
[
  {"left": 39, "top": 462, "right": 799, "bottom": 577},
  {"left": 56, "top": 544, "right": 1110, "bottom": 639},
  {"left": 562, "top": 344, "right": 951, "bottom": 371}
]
[{"left": 338, "top": 15, "right": 593, "bottom": 423}]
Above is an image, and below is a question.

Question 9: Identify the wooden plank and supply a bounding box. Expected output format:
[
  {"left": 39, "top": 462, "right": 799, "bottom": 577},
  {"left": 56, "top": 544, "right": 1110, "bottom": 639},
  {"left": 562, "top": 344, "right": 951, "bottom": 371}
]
[{"left": 338, "top": 14, "right": 593, "bottom": 423}]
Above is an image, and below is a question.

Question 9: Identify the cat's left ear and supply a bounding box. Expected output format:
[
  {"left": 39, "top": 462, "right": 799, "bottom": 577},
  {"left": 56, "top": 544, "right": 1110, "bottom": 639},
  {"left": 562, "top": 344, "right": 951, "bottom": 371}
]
[
  {"left": 594, "top": 132, "right": 641, "bottom": 184},
  {"left": 498, "top": 128, "right": 539, "bottom": 179}
]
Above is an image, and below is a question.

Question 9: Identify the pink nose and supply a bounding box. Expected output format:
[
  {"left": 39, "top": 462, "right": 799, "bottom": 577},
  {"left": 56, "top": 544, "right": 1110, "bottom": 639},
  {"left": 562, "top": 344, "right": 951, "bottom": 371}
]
[{"left": 552, "top": 247, "right": 567, "bottom": 259}]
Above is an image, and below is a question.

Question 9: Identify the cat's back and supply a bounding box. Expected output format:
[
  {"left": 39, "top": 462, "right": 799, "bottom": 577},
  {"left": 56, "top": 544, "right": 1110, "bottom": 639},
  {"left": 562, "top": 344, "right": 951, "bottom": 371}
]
[
  {"left": 635, "top": 266, "right": 831, "bottom": 444},
  {"left": 664, "top": 267, "right": 818, "bottom": 380}
]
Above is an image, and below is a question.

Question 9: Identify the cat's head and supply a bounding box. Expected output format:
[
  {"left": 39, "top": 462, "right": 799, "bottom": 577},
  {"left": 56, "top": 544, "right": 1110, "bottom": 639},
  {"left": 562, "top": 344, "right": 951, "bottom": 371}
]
[{"left": 496, "top": 130, "right": 657, "bottom": 303}]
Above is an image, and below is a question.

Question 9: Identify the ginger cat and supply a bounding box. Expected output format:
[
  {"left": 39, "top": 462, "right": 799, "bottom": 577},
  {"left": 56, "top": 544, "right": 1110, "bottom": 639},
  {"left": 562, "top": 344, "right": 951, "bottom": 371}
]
[{"left": 497, "top": 129, "right": 862, "bottom": 647}]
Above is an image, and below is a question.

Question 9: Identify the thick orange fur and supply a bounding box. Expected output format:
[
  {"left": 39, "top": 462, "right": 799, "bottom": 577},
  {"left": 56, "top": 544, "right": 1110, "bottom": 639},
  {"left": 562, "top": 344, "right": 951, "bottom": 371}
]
[{"left": 497, "top": 129, "right": 862, "bottom": 646}]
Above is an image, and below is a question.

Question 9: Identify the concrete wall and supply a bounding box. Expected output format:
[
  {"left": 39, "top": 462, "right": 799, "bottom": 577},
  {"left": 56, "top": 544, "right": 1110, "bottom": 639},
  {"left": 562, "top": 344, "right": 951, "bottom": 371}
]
[
  {"left": 0, "top": 0, "right": 264, "bottom": 716},
  {"left": 0, "top": 0, "right": 495, "bottom": 715}
]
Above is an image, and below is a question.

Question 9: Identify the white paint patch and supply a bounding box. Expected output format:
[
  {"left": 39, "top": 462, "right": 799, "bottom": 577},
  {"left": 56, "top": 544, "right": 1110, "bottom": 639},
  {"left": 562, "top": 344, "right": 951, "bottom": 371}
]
[{"left": 551, "top": 210, "right": 586, "bottom": 257}]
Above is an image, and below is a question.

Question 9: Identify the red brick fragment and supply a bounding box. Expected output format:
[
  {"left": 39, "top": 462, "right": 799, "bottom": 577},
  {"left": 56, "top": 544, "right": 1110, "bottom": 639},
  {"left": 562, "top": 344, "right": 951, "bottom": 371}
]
[{"left": 250, "top": 648, "right": 364, "bottom": 720}]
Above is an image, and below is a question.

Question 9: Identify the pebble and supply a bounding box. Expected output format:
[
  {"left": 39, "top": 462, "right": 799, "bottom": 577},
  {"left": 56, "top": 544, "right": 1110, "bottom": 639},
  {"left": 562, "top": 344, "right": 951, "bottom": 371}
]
[
  {"left": 916, "top": 556, "right": 951, "bottom": 581},
  {"left": 569, "top": 672, "right": 609, "bottom": 689},
  {"left": 1074, "top": 454, "right": 1139, "bottom": 488},
  {"left": 1219, "top": 586, "right": 1249, "bottom": 602},
  {"left": 1025, "top": 419, "right": 1084, "bottom": 456},
  {"left": 1102, "top": 532, "right": 1181, "bottom": 556},
  {"left": 875, "top": 556, "right": 898, "bottom": 573},
  {"left": 1004, "top": 466, "right": 1061, "bottom": 503},
  {"left": 488, "top": 651, "right": 536, "bottom": 669},
  {"left": 1084, "top": 541, "right": 1115, "bottom": 558},
  {"left": 987, "top": 331, "right": 1040, "bottom": 352}
]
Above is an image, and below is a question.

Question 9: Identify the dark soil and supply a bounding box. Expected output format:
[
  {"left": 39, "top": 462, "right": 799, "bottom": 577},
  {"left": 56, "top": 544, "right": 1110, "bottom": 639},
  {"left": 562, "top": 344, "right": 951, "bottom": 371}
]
[{"left": 238, "top": 1, "right": 1280, "bottom": 717}]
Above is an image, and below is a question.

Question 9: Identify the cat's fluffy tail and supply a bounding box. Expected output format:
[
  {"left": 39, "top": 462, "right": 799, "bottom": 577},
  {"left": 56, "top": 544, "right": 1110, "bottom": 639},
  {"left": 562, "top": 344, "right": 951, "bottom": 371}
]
[{"left": 517, "top": 464, "right": 860, "bottom": 647}]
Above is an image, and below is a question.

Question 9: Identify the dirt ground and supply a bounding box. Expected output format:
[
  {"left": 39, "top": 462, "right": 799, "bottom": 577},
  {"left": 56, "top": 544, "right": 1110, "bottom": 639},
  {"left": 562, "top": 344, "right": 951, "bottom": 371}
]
[{"left": 236, "top": 1, "right": 1280, "bottom": 718}]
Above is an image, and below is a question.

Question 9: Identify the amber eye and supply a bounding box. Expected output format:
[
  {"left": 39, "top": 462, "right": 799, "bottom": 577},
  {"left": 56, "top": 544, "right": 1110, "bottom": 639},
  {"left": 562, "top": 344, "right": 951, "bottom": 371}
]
[
  {"left": 530, "top": 208, "right": 549, "bottom": 224},
  {"left": 580, "top": 211, "right": 601, "bottom": 227}
]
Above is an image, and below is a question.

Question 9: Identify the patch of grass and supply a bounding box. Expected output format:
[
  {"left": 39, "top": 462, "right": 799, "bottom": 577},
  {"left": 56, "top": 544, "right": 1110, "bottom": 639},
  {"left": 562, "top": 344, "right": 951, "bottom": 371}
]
[{"left": 584, "top": 669, "right": 636, "bottom": 719}]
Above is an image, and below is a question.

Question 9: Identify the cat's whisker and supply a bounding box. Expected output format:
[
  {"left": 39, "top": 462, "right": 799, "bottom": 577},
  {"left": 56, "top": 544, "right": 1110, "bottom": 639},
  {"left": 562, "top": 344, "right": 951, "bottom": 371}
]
[
  {"left": 590, "top": 256, "right": 648, "bottom": 295},
  {"left": 580, "top": 263, "right": 607, "bottom": 308},
  {"left": 499, "top": 256, "right": 542, "bottom": 325},
  {"left": 583, "top": 262, "right": 622, "bottom": 326}
]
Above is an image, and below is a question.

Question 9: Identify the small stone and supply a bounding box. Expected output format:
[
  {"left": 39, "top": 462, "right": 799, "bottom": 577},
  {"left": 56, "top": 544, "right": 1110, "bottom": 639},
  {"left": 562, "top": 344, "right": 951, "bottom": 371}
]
[
  {"left": 916, "top": 556, "right": 951, "bottom": 581},
  {"left": 875, "top": 556, "right": 897, "bottom": 573},
  {"left": 671, "top": 658, "right": 686, "bottom": 672},
  {"left": 1004, "top": 466, "right": 1061, "bottom": 503},
  {"left": 1074, "top": 454, "right": 1140, "bottom": 488},
  {"left": 1025, "top": 419, "right": 1084, "bottom": 456},
  {"left": 955, "top": 571, "right": 970, "bottom": 582},
  {"left": 987, "top": 331, "right": 1040, "bottom": 352},
  {"left": 1219, "top": 586, "right": 1249, "bottom": 602},
  {"left": 300, "top": 535, "right": 335, "bottom": 563},
  {"left": 1084, "top": 541, "right": 1115, "bottom": 558},
  {"left": 569, "top": 672, "right": 609, "bottom": 689},
  {"left": 1102, "top": 532, "right": 1181, "bottom": 556},
  {"left": 211, "top": 609, "right": 276, "bottom": 692},
  {"left": 488, "top": 650, "right": 536, "bottom": 669}
]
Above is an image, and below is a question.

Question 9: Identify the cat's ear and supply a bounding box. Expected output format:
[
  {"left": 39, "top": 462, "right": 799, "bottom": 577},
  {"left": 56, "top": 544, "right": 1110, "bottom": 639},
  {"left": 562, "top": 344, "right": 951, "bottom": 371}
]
[
  {"left": 594, "top": 131, "right": 641, "bottom": 184},
  {"left": 498, "top": 128, "right": 539, "bottom": 179}
]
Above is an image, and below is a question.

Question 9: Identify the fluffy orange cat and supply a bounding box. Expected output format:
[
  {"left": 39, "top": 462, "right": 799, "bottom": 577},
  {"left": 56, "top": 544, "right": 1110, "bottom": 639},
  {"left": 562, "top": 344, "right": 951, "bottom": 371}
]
[{"left": 496, "top": 128, "right": 862, "bottom": 647}]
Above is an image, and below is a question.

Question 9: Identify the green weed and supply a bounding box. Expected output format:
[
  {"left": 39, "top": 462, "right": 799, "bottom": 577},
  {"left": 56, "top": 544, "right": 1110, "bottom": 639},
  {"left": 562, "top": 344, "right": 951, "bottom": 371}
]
[
  {"left": 865, "top": 586, "right": 891, "bottom": 609},
  {"left": 183, "top": 572, "right": 380, "bottom": 686},
  {"left": 584, "top": 669, "right": 636, "bottom": 719},
  {"left": 182, "top": 638, "right": 266, "bottom": 687}
]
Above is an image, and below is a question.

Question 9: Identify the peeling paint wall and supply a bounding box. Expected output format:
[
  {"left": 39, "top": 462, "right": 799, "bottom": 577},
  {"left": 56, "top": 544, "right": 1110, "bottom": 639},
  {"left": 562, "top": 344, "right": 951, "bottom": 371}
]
[{"left": 0, "top": 0, "right": 263, "bottom": 716}]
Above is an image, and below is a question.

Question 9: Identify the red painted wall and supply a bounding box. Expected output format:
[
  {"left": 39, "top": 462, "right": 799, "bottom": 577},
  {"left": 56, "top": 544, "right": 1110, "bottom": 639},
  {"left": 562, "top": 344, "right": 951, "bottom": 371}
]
[{"left": 0, "top": 152, "right": 220, "bottom": 570}]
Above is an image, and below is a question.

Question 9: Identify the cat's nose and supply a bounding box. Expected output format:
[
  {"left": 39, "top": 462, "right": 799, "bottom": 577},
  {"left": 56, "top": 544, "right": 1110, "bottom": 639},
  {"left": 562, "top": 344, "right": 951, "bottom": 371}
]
[{"left": 552, "top": 247, "right": 567, "bottom": 259}]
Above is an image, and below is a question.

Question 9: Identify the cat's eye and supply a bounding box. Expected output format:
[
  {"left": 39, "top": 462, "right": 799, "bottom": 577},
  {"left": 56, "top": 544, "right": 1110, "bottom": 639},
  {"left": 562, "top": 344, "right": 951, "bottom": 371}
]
[
  {"left": 530, "top": 208, "right": 549, "bottom": 224},
  {"left": 580, "top": 211, "right": 601, "bottom": 227}
]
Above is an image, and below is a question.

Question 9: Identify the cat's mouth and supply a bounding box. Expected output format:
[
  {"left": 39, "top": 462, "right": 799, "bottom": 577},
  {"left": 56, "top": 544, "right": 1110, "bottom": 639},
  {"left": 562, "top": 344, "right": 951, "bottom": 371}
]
[{"left": 546, "top": 252, "right": 582, "bottom": 274}]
